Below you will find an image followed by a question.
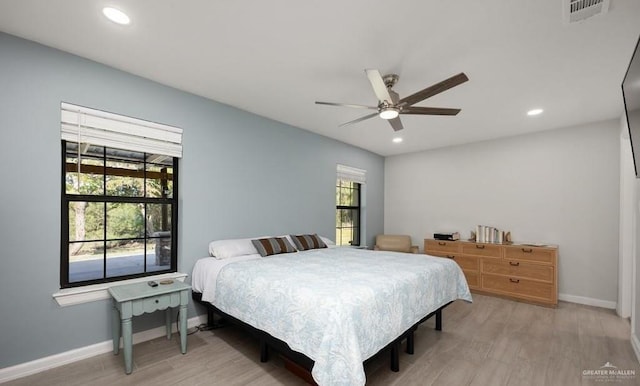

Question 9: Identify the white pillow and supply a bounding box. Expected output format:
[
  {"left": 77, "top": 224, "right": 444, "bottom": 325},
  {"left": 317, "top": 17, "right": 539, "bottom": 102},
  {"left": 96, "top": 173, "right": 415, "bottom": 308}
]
[
  {"left": 320, "top": 236, "right": 336, "bottom": 246},
  {"left": 209, "top": 238, "right": 259, "bottom": 259}
]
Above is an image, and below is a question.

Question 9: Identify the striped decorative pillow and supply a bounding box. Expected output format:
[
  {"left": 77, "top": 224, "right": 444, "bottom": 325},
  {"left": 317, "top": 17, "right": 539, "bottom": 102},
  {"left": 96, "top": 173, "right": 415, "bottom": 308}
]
[
  {"left": 290, "top": 234, "right": 327, "bottom": 251},
  {"left": 251, "top": 237, "right": 297, "bottom": 257}
]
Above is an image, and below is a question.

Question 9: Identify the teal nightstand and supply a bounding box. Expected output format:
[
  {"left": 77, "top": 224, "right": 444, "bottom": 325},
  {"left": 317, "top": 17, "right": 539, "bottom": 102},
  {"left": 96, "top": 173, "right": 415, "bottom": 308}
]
[{"left": 108, "top": 280, "right": 190, "bottom": 374}]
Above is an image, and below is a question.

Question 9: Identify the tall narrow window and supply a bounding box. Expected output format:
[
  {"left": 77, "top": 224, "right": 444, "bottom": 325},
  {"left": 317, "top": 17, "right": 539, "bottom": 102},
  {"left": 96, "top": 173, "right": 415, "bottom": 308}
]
[
  {"left": 336, "top": 164, "right": 366, "bottom": 246},
  {"left": 60, "top": 103, "right": 182, "bottom": 288}
]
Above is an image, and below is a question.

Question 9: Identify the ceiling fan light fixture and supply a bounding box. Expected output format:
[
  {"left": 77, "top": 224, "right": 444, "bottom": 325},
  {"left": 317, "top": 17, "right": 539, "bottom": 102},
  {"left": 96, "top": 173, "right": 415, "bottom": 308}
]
[
  {"left": 392, "top": 137, "right": 403, "bottom": 143},
  {"left": 527, "top": 108, "right": 544, "bottom": 116},
  {"left": 379, "top": 108, "right": 399, "bottom": 120}
]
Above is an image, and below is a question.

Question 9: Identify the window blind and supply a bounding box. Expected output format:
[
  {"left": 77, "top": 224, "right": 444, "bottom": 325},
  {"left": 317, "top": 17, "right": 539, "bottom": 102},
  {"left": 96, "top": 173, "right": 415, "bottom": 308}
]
[
  {"left": 60, "top": 102, "right": 183, "bottom": 158},
  {"left": 337, "top": 164, "right": 366, "bottom": 184}
]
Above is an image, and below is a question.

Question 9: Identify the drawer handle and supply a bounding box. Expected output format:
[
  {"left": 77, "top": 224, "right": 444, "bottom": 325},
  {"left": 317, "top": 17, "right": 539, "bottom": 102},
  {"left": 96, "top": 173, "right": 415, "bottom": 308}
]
[
  {"left": 446, "top": 255, "right": 455, "bottom": 259},
  {"left": 522, "top": 248, "right": 533, "bottom": 253},
  {"left": 476, "top": 245, "right": 485, "bottom": 249},
  {"left": 438, "top": 242, "right": 446, "bottom": 246},
  {"left": 509, "top": 278, "right": 520, "bottom": 283},
  {"left": 509, "top": 261, "right": 520, "bottom": 266},
  {"left": 155, "top": 299, "right": 159, "bottom": 304}
]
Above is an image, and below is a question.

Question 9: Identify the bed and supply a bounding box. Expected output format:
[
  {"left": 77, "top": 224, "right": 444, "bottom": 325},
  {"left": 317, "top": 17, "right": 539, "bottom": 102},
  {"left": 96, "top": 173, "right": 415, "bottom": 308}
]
[{"left": 191, "top": 238, "right": 472, "bottom": 385}]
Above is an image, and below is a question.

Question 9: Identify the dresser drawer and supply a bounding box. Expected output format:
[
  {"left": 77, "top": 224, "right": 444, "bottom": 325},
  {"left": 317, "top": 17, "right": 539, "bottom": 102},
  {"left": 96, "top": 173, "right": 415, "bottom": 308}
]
[
  {"left": 426, "top": 251, "right": 459, "bottom": 259},
  {"left": 461, "top": 242, "right": 502, "bottom": 258},
  {"left": 452, "top": 255, "right": 480, "bottom": 271},
  {"left": 482, "top": 258, "right": 554, "bottom": 283},
  {"left": 463, "top": 270, "right": 479, "bottom": 289},
  {"left": 425, "top": 239, "right": 460, "bottom": 254},
  {"left": 482, "top": 273, "right": 554, "bottom": 303},
  {"left": 430, "top": 253, "right": 479, "bottom": 271},
  {"left": 504, "top": 245, "right": 556, "bottom": 264}
]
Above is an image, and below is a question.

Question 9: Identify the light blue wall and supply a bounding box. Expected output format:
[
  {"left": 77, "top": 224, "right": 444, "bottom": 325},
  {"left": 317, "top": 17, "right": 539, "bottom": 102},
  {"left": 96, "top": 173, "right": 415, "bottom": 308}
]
[{"left": 0, "top": 32, "right": 384, "bottom": 368}]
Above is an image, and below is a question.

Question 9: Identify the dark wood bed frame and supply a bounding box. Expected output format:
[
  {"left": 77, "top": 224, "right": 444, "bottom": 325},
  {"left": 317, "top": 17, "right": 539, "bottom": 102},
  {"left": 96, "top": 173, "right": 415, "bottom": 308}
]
[{"left": 192, "top": 291, "right": 451, "bottom": 385}]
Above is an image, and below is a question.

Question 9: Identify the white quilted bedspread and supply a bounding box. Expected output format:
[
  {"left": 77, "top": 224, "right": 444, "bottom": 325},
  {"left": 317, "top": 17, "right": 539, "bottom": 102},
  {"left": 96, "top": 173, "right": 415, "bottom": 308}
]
[{"left": 213, "top": 247, "right": 472, "bottom": 386}]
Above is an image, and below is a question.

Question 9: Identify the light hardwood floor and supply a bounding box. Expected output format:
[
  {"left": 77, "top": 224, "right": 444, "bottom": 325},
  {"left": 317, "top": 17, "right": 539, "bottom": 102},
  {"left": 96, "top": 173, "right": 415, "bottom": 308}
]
[{"left": 6, "top": 294, "right": 639, "bottom": 385}]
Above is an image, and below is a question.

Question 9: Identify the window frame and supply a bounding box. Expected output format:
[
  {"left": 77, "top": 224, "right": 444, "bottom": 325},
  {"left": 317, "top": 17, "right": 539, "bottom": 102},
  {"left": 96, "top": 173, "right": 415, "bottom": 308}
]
[
  {"left": 335, "top": 179, "right": 361, "bottom": 246},
  {"left": 60, "top": 140, "right": 179, "bottom": 288}
]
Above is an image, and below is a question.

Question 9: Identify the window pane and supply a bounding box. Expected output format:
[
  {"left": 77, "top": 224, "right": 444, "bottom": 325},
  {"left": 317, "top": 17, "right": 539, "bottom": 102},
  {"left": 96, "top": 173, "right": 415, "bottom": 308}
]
[
  {"left": 339, "top": 187, "right": 350, "bottom": 206},
  {"left": 351, "top": 185, "right": 359, "bottom": 206},
  {"left": 336, "top": 208, "right": 360, "bottom": 246},
  {"left": 105, "top": 150, "right": 144, "bottom": 197},
  {"left": 147, "top": 238, "right": 171, "bottom": 272},
  {"left": 146, "top": 164, "right": 173, "bottom": 198},
  {"left": 337, "top": 208, "right": 354, "bottom": 226},
  {"left": 68, "top": 202, "right": 104, "bottom": 242},
  {"left": 146, "top": 204, "right": 171, "bottom": 234},
  {"left": 107, "top": 203, "right": 144, "bottom": 239},
  {"left": 65, "top": 143, "right": 104, "bottom": 195},
  {"left": 68, "top": 241, "right": 104, "bottom": 283},
  {"left": 106, "top": 239, "right": 145, "bottom": 278}
]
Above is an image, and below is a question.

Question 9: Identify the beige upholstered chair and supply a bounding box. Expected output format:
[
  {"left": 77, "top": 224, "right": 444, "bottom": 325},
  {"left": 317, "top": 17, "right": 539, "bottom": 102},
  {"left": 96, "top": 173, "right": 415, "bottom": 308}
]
[{"left": 374, "top": 235, "right": 419, "bottom": 253}]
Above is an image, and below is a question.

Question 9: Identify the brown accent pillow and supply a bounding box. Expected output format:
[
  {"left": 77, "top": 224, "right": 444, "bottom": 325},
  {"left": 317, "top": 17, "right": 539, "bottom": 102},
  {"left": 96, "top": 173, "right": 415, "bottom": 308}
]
[
  {"left": 251, "top": 237, "right": 297, "bottom": 257},
  {"left": 290, "top": 234, "right": 327, "bottom": 251}
]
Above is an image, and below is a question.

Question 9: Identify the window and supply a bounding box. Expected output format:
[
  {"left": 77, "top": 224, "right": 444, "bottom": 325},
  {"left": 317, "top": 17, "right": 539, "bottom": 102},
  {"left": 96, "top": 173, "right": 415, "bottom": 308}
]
[
  {"left": 336, "top": 179, "right": 361, "bottom": 246},
  {"left": 60, "top": 103, "right": 182, "bottom": 288},
  {"left": 335, "top": 164, "right": 366, "bottom": 246}
]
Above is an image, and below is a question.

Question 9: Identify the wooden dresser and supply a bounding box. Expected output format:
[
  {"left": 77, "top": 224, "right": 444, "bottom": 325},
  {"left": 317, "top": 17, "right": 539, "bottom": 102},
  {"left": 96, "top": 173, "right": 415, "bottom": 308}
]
[{"left": 424, "top": 239, "right": 558, "bottom": 307}]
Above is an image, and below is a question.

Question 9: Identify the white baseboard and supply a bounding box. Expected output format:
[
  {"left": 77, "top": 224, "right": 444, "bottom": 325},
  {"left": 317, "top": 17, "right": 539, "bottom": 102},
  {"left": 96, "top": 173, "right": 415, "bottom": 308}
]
[
  {"left": 632, "top": 334, "right": 640, "bottom": 364},
  {"left": 559, "top": 293, "right": 617, "bottom": 309},
  {"left": 0, "top": 314, "right": 207, "bottom": 384}
]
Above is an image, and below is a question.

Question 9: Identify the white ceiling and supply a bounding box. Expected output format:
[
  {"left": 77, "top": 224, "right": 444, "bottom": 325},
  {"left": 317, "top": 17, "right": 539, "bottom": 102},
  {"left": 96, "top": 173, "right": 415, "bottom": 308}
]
[{"left": 1, "top": 1, "right": 639, "bottom": 156}]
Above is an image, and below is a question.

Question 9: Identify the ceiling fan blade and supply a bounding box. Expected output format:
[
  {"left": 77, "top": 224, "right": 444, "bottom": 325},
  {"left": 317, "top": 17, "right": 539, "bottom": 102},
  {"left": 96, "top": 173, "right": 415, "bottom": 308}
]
[
  {"left": 315, "top": 101, "right": 377, "bottom": 110},
  {"left": 365, "top": 69, "right": 393, "bottom": 104},
  {"left": 388, "top": 117, "right": 404, "bottom": 131},
  {"left": 401, "top": 106, "right": 461, "bottom": 116},
  {"left": 339, "top": 112, "right": 379, "bottom": 127},
  {"left": 398, "top": 72, "right": 469, "bottom": 107}
]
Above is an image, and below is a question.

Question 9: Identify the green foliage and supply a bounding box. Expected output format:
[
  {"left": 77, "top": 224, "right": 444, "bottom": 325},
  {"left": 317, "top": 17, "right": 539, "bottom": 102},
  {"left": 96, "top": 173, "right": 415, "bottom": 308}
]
[{"left": 107, "top": 203, "right": 144, "bottom": 239}]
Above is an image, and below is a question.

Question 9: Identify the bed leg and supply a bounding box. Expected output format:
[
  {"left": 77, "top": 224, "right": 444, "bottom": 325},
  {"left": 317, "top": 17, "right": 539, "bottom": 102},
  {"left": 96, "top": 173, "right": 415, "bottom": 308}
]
[
  {"left": 435, "top": 308, "right": 442, "bottom": 331},
  {"left": 205, "top": 309, "right": 227, "bottom": 329},
  {"left": 406, "top": 329, "right": 415, "bottom": 355},
  {"left": 390, "top": 341, "right": 400, "bottom": 372},
  {"left": 207, "top": 308, "right": 215, "bottom": 327},
  {"left": 260, "top": 338, "right": 269, "bottom": 362}
]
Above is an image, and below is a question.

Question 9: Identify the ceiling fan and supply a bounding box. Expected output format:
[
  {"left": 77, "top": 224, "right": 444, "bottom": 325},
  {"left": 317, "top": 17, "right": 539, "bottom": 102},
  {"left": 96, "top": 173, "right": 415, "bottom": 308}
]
[{"left": 316, "top": 69, "right": 468, "bottom": 131}]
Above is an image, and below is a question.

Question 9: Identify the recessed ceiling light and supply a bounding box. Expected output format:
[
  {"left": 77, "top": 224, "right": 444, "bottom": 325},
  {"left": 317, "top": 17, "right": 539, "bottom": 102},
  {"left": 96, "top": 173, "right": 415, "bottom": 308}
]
[
  {"left": 102, "top": 7, "right": 130, "bottom": 25},
  {"left": 392, "top": 137, "right": 403, "bottom": 143},
  {"left": 527, "top": 108, "right": 544, "bottom": 116}
]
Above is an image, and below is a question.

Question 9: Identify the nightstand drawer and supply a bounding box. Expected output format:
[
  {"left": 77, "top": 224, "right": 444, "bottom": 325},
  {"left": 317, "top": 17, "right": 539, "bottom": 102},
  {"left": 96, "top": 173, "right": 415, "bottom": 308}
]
[
  {"left": 461, "top": 242, "right": 502, "bottom": 258},
  {"left": 482, "top": 273, "right": 554, "bottom": 302},
  {"left": 131, "top": 292, "right": 182, "bottom": 316},
  {"left": 482, "top": 259, "right": 553, "bottom": 283},
  {"left": 425, "top": 239, "right": 459, "bottom": 254},
  {"left": 504, "top": 245, "right": 555, "bottom": 264}
]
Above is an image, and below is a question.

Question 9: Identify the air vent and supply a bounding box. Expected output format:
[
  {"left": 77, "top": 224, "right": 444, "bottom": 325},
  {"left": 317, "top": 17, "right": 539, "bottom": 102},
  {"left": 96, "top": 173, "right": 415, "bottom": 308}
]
[{"left": 564, "top": 0, "right": 610, "bottom": 24}]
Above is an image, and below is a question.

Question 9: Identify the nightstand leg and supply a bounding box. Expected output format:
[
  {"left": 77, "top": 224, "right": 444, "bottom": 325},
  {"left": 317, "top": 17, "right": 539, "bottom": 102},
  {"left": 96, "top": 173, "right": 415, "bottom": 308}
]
[
  {"left": 179, "top": 304, "right": 187, "bottom": 354},
  {"left": 165, "top": 308, "right": 172, "bottom": 340},
  {"left": 122, "top": 318, "right": 133, "bottom": 374},
  {"left": 112, "top": 303, "right": 120, "bottom": 355}
]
